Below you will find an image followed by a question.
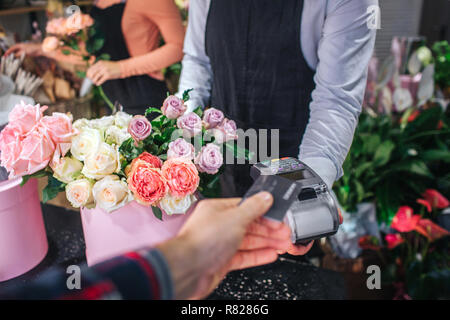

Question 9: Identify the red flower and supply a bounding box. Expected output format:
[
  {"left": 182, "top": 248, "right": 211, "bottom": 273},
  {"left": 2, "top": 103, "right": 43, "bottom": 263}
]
[
  {"left": 416, "top": 198, "right": 432, "bottom": 213},
  {"left": 391, "top": 206, "right": 421, "bottom": 232},
  {"left": 408, "top": 110, "right": 420, "bottom": 122},
  {"left": 358, "top": 235, "right": 380, "bottom": 251},
  {"left": 415, "top": 219, "right": 450, "bottom": 242},
  {"left": 385, "top": 234, "right": 404, "bottom": 249},
  {"left": 437, "top": 120, "right": 444, "bottom": 130},
  {"left": 422, "top": 189, "right": 450, "bottom": 209}
]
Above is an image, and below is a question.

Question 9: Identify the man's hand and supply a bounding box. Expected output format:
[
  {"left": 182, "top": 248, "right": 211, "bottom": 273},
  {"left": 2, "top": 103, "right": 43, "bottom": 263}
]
[
  {"left": 157, "top": 192, "right": 292, "bottom": 299},
  {"left": 86, "top": 60, "right": 121, "bottom": 85}
]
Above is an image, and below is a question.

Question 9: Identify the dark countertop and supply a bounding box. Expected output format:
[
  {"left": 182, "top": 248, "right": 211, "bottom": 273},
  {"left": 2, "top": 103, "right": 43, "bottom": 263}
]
[{"left": 1, "top": 204, "right": 346, "bottom": 299}]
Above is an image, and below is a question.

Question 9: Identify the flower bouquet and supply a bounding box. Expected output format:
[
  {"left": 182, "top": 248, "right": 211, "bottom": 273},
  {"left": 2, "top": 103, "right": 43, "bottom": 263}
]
[{"left": 0, "top": 90, "right": 248, "bottom": 264}]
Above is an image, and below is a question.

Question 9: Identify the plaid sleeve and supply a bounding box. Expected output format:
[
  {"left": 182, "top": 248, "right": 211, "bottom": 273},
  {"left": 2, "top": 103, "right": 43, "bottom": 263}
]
[{"left": 0, "top": 249, "right": 174, "bottom": 300}]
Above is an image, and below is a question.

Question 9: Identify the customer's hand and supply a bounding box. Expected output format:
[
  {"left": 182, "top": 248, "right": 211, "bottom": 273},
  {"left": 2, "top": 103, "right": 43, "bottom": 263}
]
[
  {"left": 4, "top": 43, "right": 42, "bottom": 58},
  {"left": 157, "top": 192, "right": 292, "bottom": 299},
  {"left": 86, "top": 60, "right": 121, "bottom": 85}
]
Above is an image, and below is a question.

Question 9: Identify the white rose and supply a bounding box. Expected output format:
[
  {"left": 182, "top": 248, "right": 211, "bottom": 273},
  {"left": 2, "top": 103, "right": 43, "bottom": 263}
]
[
  {"left": 89, "top": 115, "right": 115, "bottom": 130},
  {"left": 73, "top": 118, "right": 90, "bottom": 131},
  {"left": 393, "top": 87, "right": 413, "bottom": 112},
  {"left": 66, "top": 178, "right": 94, "bottom": 208},
  {"left": 71, "top": 127, "right": 103, "bottom": 161},
  {"left": 114, "top": 111, "right": 133, "bottom": 129},
  {"left": 159, "top": 194, "right": 196, "bottom": 215},
  {"left": 93, "top": 175, "right": 133, "bottom": 212},
  {"left": 82, "top": 142, "right": 120, "bottom": 179},
  {"left": 51, "top": 156, "right": 83, "bottom": 183},
  {"left": 105, "top": 125, "right": 131, "bottom": 145}
]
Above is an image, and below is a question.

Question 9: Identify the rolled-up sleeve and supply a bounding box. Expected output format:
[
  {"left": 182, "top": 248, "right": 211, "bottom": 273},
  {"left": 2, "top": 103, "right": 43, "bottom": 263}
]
[
  {"left": 177, "top": 0, "right": 213, "bottom": 111},
  {"left": 299, "top": 0, "right": 378, "bottom": 188}
]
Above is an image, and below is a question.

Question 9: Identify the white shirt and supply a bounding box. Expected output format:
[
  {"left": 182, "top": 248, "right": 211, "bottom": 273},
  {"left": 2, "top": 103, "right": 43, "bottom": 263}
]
[{"left": 178, "top": 0, "right": 378, "bottom": 188}]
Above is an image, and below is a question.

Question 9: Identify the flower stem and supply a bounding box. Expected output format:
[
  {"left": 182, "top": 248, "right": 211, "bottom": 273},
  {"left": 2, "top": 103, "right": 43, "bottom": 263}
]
[{"left": 98, "top": 85, "right": 114, "bottom": 112}]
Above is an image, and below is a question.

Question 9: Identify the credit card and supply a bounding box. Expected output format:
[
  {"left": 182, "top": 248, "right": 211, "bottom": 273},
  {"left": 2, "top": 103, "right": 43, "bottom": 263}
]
[{"left": 241, "top": 175, "right": 301, "bottom": 222}]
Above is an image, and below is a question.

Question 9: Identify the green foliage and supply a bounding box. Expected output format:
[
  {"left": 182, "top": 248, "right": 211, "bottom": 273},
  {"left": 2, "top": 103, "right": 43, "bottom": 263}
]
[
  {"left": 21, "top": 169, "right": 50, "bottom": 186},
  {"left": 42, "top": 176, "right": 66, "bottom": 203},
  {"left": 432, "top": 41, "right": 450, "bottom": 89},
  {"left": 182, "top": 89, "right": 194, "bottom": 102},
  {"left": 333, "top": 105, "right": 449, "bottom": 223},
  {"left": 152, "top": 206, "right": 163, "bottom": 221}
]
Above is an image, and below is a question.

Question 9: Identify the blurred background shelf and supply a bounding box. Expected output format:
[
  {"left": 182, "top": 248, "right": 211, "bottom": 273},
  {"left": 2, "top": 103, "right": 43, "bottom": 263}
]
[{"left": 0, "top": 1, "right": 93, "bottom": 17}]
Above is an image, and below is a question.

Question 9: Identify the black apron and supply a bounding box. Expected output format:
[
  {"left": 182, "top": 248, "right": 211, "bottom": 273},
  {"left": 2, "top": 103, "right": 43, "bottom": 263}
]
[
  {"left": 90, "top": 3, "right": 168, "bottom": 115},
  {"left": 205, "top": 0, "right": 316, "bottom": 196}
]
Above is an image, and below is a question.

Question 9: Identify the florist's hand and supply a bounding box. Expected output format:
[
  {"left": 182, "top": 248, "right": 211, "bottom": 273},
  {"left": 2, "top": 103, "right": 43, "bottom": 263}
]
[
  {"left": 4, "top": 43, "right": 42, "bottom": 58},
  {"left": 157, "top": 192, "right": 292, "bottom": 299},
  {"left": 86, "top": 60, "right": 121, "bottom": 86}
]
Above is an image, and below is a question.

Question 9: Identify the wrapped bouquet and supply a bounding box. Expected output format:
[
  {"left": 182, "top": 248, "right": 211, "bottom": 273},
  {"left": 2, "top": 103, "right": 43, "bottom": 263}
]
[{"left": 0, "top": 90, "right": 246, "bottom": 218}]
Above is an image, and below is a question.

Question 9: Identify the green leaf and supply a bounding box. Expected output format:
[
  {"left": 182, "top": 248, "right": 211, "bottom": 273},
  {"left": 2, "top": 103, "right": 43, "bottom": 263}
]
[
  {"left": 153, "top": 206, "right": 163, "bottom": 221},
  {"left": 97, "top": 53, "right": 110, "bottom": 61},
  {"left": 420, "top": 149, "right": 450, "bottom": 163},
  {"left": 75, "top": 70, "right": 86, "bottom": 78},
  {"left": 373, "top": 140, "right": 396, "bottom": 166},
  {"left": 182, "top": 88, "right": 194, "bottom": 102},
  {"left": 361, "top": 134, "right": 381, "bottom": 154},
  {"left": 61, "top": 49, "right": 71, "bottom": 55},
  {"left": 225, "top": 141, "right": 254, "bottom": 161},
  {"left": 145, "top": 107, "right": 163, "bottom": 116},
  {"left": 21, "top": 169, "right": 49, "bottom": 186},
  {"left": 193, "top": 106, "right": 203, "bottom": 118},
  {"left": 42, "top": 176, "right": 66, "bottom": 203},
  {"left": 354, "top": 162, "right": 373, "bottom": 178},
  {"left": 387, "top": 160, "right": 433, "bottom": 178}
]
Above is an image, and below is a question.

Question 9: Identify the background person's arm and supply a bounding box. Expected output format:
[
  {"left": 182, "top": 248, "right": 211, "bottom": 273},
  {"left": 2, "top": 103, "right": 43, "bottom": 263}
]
[
  {"left": 299, "top": 0, "right": 378, "bottom": 189},
  {"left": 117, "top": 0, "right": 185, "bottom": 78},
  {"left": 177, "top": 0, "right": 213, "bottom": 111}
]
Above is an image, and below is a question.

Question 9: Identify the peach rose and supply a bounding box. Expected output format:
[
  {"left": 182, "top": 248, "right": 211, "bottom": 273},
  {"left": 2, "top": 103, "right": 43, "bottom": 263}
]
[
  {"left": 130, "top": 152, "right": 162, "bottom": 170},
  {"left": 42, "top": 36, "right": 60, "bottom": 53},
  {"left": 8, "top": 101, "right": 47, "bottom": 135},
  {"left": 65, "top": 12, "right": 94, "bottom": 35},
  {"left": 66, "top": 179, "right": 94, "bottom": 208},
  {"left": 161, "top": 158, "right": 199, "bottom": 198},
  {"left": 46, "top": 17, "right": 67, "bottom": 35},
  {"left": 127, "top": 159, "right": 168, "bottom": 206}
]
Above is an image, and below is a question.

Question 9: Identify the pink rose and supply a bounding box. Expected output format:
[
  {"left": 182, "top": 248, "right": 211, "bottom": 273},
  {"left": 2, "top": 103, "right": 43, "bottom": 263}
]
[
  {"left": 7, "top": 126, "right": 55, "bottom": 178},
  {"left": 128, "top": 115, "right": 152, "bottom": 145},
  {"left": 42, "top": 36, "right": 60, "bottom": 53},
  {"left": 167, "top": 138, "right": 195, "bottom": 160},
  {"left": 161, "top": 158, "right": 199, "bottom": 198},
  {"left": 195, "top": 143, "right": 223, "bottom": 175},
  {"left": 213, "top": 118, "right": 238, "bottom": 144},
  {"left": 177, "top": 112, "right": 202, "bottom": 138},
  {"left": 40, "top": 112, "right": 77, "bottom": 156},
  {"left": 0, "top": 126, "right": 23, "bottom": 174},
  {"left": 162, "top": 95, "right": 187, "bottom": 119},
  {"left": 203, "top": 108, "right": 224, "bottom": 129},
  {"left": 8, "top": 102, "right": 47, "bottom": 135}
]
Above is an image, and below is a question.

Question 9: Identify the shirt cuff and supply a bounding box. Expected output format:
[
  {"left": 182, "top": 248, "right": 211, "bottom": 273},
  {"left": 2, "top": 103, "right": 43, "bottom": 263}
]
[
  {"left": 139, "top": 248, "right": 174, "bottom": 300},
  {"left": 300, "top": 157, "right": 337, "bottom": 189}
]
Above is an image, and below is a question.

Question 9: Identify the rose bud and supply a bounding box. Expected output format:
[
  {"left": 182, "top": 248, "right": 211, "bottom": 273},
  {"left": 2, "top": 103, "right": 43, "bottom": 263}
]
[
  {"left": 128, "top": 115, "right": 152, "bottom": 145},
  {"left": 203, "top": 107, "right": 224, "bottom": 129},
  {"left": 162, "top": 95, "right": 187, "bottom": 119}
]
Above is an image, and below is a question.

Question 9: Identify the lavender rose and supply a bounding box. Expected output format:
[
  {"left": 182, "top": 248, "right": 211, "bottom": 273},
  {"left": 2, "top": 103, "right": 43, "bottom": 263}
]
[
  {"left": 128, "top": 115, "right": 152, "bottom": 145},
  {"left": 162, "top": 95, "right": 187, "bottom": 119},
  {"left": 167, "top": 138, "right": 195, "bottom": 160},
  {"left": 177, "top": 112, "right": 202, "bottom": 138},
  {"left": 195, "top": 143, "right": 223, "bottom": 174},
  {"left": 202, "top": 107, "right": 224, "bottom": 129},
  {"left": 213, "top": 118, "right": 238, "bottom": 144}
]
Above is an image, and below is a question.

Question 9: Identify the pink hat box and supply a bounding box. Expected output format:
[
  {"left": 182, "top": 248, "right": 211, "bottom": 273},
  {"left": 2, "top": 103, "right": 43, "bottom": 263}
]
[
  {"left": 80, "top": 201, "right": 193, "bottom": 266},
  {"left": 0, "top": 178, "right": 48, "bottom": 282}
]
